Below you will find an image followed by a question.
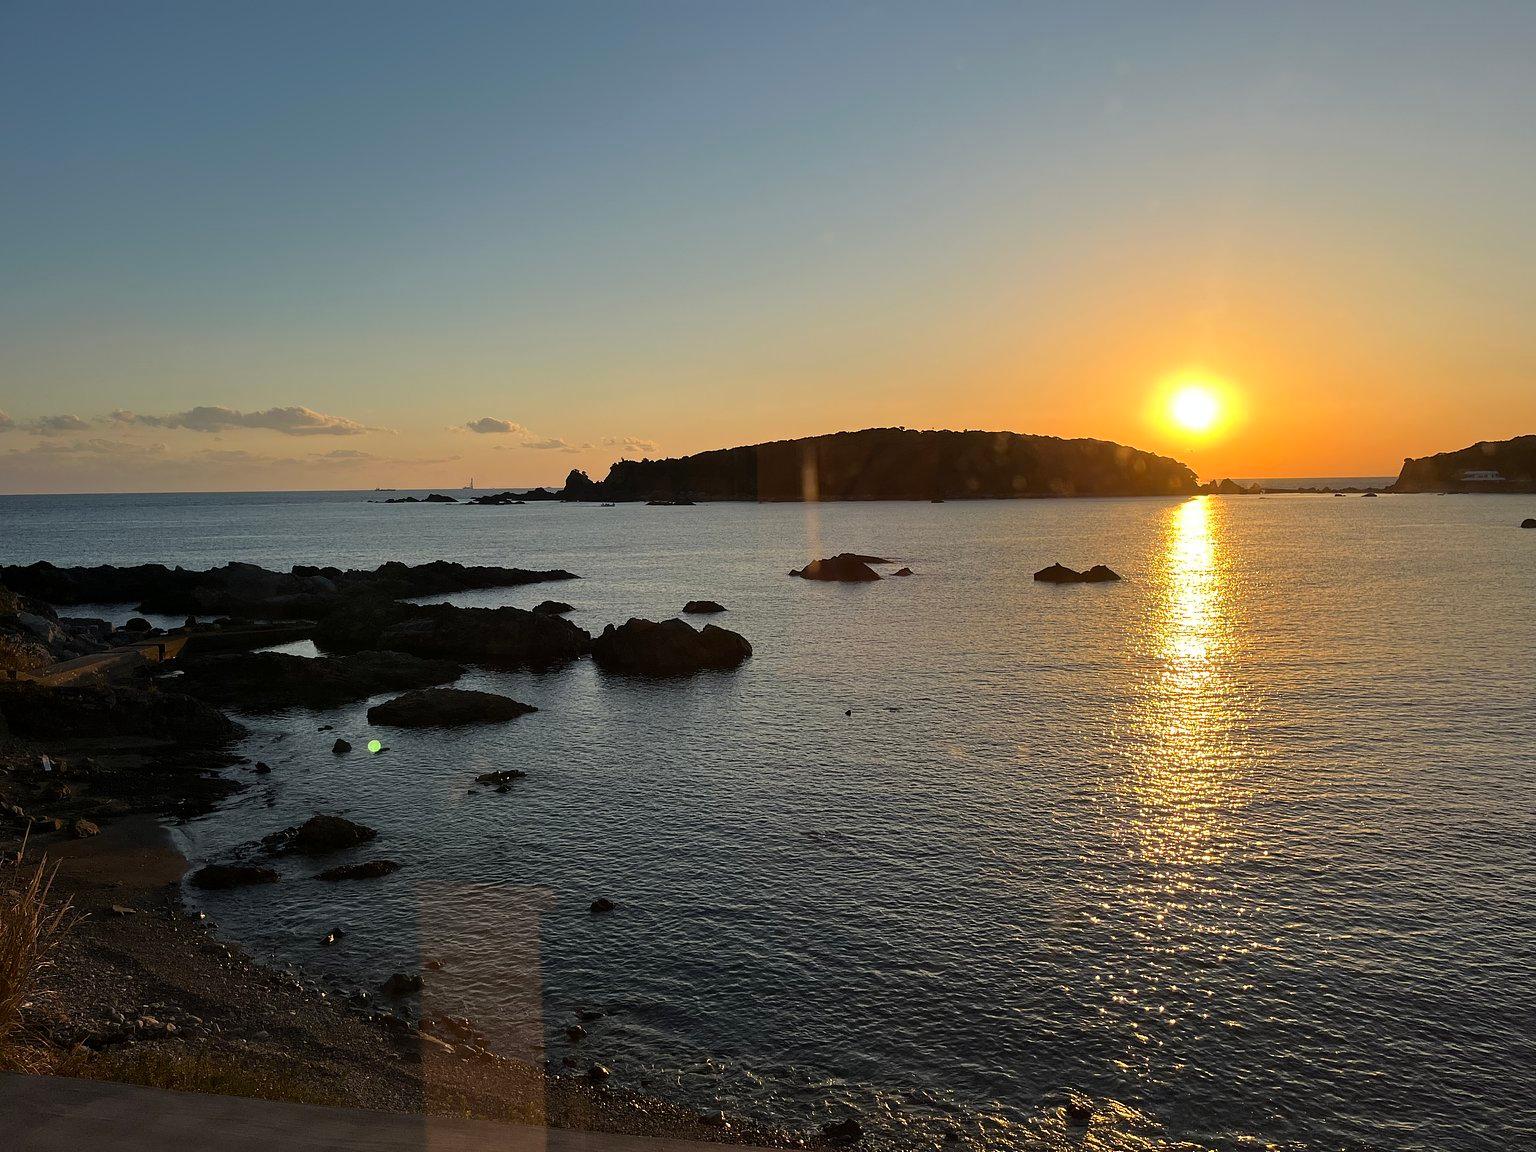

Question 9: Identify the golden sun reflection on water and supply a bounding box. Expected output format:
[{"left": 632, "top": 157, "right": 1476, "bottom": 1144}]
[{"left": 1134, "top": 495, "right": 1243, "bottom": 866}]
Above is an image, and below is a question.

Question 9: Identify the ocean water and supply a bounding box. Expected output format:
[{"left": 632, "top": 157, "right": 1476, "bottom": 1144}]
[{"left": 3, "top": 489, "right": 1534, "bottom": 1151}]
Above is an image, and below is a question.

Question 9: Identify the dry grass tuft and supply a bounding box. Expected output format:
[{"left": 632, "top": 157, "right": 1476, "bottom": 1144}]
[{"left": 0, "top": 834, "right": 76, "bottom": 1070}]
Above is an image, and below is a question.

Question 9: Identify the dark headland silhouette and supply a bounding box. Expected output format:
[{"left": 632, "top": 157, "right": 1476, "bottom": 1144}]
[
  {"left": 559, "top": 427, "right": 1198, "bottom": 502},
  {"left": 1389, "top": 435, "right": 1536, "bottom": 492}
]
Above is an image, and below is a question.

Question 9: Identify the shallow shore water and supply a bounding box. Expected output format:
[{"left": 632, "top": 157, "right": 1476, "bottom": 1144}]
[{"left": 4, "top": 489, "right": 1535, "bottom": 1151}]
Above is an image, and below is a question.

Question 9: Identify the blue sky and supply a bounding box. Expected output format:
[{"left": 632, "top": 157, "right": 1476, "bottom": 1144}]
[{"left": 3, "top": 1, "right": 1534, "bottom": 490}]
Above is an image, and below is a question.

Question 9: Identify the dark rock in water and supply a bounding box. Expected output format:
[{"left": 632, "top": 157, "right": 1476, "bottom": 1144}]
[
  {"left": 1035, "top": 562, "right": 1121, "bottom": 584},
  {"left": 1033, "top": 562, "right": 1083, "bottom": 583},
  {"left": 190, "top": 863, "right": 278, "bottom": 890},
  {"left": 253, "top": 762, "right": 272, "bottom": 774},
  {"left": 591, "top": 618, "right": 751, "bottom": 677},
  {"left": 566, "top": 1024, "right": 587, "bottom": 1042},
  {"left": 1081, "top": 564, "right": 1122, "bottom": 582},
  {"left": 423, "top": 493, "right": 458, "bottom": 503},
  {"left": 822, "top": 1118, "right": 863, "bottom": 1144},
  {"left": 1203, "top": 477, "right": 1262, "bottom": 495},
  {"left": 332, "top": 738, "right": 353, "bottom": 754},
  {"left": 71, "top": 818, "right": 101, "bottom": 839},
  {"left": 0, "top": 683, "right": 242, "bottom": 745},
  {"left": 791, "top": 554, "right": 883, "bottom": 582},
  {"left": 1521, "top": 518, "right": 1535, "bottom": 528},
  {"left": 475, "top": 769, "right": 528, "bottom": 786},
  {"left": 179, "top": 649, "right": 463, "bottom": 710},
  {"left": 467, "top": 491, "right": 527, "bottom": 506},
  {"left": 646, "top": 498, "right": 696, "bottom": 506},
  {"left": 682, "top": 600, "right": 726, "bottom": 614},
  {"left": 892, "top": 567, "right": 913, "bottom": 577},
  {"left": 587, "top": 1063, "right": 611, "bottom": 1081},
  {"left": 263, "top": 814, "right": 377, "bottom": 856},
  {"left": 1362, "top": 491, "right": 1378, "bottom": 497},
  {"left": 367, "top": 687, "right": 536, "bottom": 728},
  {"left": 590, "top": 897, "right": 616, "bottom": 914},
  {"left": 381, "top": 972, "right": 423, "bottom": 997},
  {"left": 316, "top": 600, "right": 591, "bottom": 669},
  {"left": 316, "top": 859, "right": 401, "bottom": 882},
  {"left": 1063, "top": 1096, "right": 1094, "bottom": 1125},
  {"left": 533, "top": 601, "right": 574, "bottom": 615}
]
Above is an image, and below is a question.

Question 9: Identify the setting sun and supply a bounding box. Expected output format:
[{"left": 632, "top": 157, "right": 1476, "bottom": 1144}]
[{"left": 1170, "top": 384, "right": 1221, "bottom": 433}]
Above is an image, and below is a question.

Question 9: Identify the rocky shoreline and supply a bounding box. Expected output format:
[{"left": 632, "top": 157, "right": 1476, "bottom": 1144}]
[{"left": 0, "top": 560, "right": 841, "bottom": 1147}]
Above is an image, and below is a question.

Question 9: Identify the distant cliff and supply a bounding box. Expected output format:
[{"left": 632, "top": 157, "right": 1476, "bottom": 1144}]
[
  {"left": 1390, "top": 435, "right": 1536, "bottom": 492},
  {"left": 562, "top": 427, "right": 1197, "bottom": 502}
]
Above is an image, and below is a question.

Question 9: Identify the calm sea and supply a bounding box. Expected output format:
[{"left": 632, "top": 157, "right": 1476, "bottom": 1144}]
[{"left": 3, "top": 489, "right": 1534, "bottom": 1151}]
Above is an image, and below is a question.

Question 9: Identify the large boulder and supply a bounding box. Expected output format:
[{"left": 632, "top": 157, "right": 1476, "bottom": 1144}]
[
  {"left": 0, "top": 683, "right": 242, "bottom": 744},
  {"left": 179, "top": 649, "right": 463, "bottom": 710},
  {"left": 367, "top": 688, "right": 536, "bottom": 728},
  {"left": 682, "top": 600, "right": 726, "bottom": 614},
  {"left": 0, "top": 627, "right": 53, "bottom": 674},
  {"left": 591, "top": 618, "right": 751, "bottom": 677},
  {"left": 1522, "top": 518, "right": 1536, "bottom": 528},
  {"left": 263, "top": 814, "right": 378, "bottom": 856},
  {"left": 316, "top": 600, "right": 591, "bottom": 668},
  {"left": 790, "top": 554, "right": 884, "bottom": 582}
]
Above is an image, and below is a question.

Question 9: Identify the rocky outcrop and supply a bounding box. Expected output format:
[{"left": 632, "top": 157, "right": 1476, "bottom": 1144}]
[
  {"left": 1201, "top": 478, "right": 1262, "bottom": 495},
  {"left": 315, "top": 600, "right": 591, "bottom": 668},
  {"left": 262, "top": 814, "right": 378, "bottom": 856},
  {"left": 791, "top": 554, "right": 884, "bottom": 582},
  {"left": 1391, "top": 435, "right": 1536, "bottom": 492},
  {"left": 1034, "top": 563, "right": 1121, "bottom": 584},
  {"left": 178, "top": 650, "right": 463, "bottom": 710},
  {"left": 591, "top": 618, "right": 751, "bottom": 677},
  {"left": 533, "top": 601, "right": 574, "bottom": 615},
  {"left": 0, "top": 560, "right": 577, "bottom": 616},
  {"left": 682, "top": 600, "right": 726, "bottom": 614},
  {"left": 366, "top": 688, "right": 536, "bottom": 728},
  {"left": 564, "top": 427, "right": 1197, "bottom": 501},
  {"left": 0, "top": 683, "right": 242, "bottom": 744},
  {"left": 467, "top": 491, "right": 526, "bottom": 506}
]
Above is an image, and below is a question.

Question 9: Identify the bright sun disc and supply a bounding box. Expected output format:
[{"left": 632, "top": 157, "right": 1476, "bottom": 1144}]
[{"left": 1170, "top": 385, "right": 1220, "bottom": 433}]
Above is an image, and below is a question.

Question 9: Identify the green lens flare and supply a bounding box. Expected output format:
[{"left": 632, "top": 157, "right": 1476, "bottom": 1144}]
[{"left": 368, "top": 739, "right": 383, "bottom": 754}]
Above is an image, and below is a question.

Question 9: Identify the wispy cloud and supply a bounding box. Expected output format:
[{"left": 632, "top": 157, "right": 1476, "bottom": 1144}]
[{"left": 111, "top": 405, "right": 387, "bottom": 436}]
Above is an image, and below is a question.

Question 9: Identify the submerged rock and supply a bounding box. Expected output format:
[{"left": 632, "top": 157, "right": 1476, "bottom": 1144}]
[
  {"left": 682, "top": 600, "right": 727, "bottom": 614},
  {"left": 315, "top": 859, "right": 401, "bottom": 882},
  {"left": 591, "top": 618, "right": 751, "bottom": 677},
  {"left": 589, "top": 897, "right": 616, "bottom": 914},
  {"left": 366, "top": 687, "right": 537, "bottom": 728},
  {"left": 475, "top": 769, "right": 528, "bottom": 786},
  {"left": 822, "top": 1118, "right": 863, "bottom": 1144},
  {"left": 790, "top": 554, "right": 884, "bottom": 582},
  {"left": 263, "top": 814, "right": 377, "bottom": 856},
  {"left": 189, "top": 863, "right": 279, "bottom": 890}
]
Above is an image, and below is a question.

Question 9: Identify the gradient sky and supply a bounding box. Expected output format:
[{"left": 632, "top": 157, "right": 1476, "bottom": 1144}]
[{"left": 3, "top": 1, "right": 1534, "bottom": 492}]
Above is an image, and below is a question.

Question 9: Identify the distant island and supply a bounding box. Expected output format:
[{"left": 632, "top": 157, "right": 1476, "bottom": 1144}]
[
  {"left": 1390, "top": 435, "right": 1536, "bottom": 492},
  {"left": 558, "top": 427, "right": 1197, "bottom": 502}
]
